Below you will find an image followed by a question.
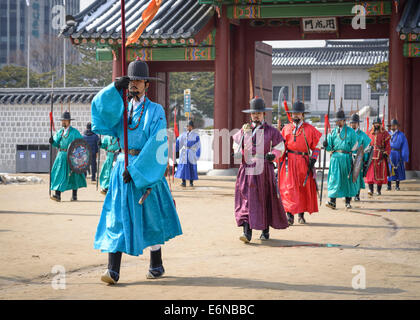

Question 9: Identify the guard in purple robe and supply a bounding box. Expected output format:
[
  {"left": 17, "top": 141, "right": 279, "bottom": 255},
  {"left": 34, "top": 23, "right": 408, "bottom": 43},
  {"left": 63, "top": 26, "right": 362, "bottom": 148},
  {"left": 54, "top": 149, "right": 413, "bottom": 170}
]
[
  {"left": 387, "top": 119, "right": 409, "bottom": 191},
  {"left": 233, "top": 97, "right": 288, "bottom": 243}
]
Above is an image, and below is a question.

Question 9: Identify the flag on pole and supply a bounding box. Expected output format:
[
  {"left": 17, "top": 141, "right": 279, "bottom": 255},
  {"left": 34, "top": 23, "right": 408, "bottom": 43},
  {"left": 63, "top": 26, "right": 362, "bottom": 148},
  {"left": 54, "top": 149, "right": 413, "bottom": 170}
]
[
  {"left": 174, "top": 108, "right": 179, "bottom": 138},
  {"left": 125, "top": 0, "right": 162, "bottom": 47}
]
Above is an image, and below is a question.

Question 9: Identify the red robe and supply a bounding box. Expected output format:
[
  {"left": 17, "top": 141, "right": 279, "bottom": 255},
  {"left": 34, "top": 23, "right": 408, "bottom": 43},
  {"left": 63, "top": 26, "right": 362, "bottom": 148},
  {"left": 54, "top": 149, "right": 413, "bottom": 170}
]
[
  {"left": 365, "top": 128, "right": 391, "bottom": 185},
  {"left": 280, "top": 122, "right": 322, "bottom": 215}
]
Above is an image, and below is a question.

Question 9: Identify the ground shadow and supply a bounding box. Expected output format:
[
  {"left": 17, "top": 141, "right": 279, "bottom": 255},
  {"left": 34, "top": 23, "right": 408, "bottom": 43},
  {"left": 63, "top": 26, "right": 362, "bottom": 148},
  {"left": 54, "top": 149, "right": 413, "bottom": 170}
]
[
  {"left": 0, "top": 210, "right": 99, "bottom": 217},
  {"left": 117, "top": 275, "right": 404, "bottom": 296}
]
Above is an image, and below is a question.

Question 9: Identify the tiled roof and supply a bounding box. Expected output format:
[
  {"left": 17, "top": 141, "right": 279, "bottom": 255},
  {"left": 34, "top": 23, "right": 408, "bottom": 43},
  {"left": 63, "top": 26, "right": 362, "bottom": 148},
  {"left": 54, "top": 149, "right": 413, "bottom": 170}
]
[
  {"left": 397, "top": 0, "right": 420, "bottom": 34},
  {"left": 61, "top": 0, "right": 214, "bottom": 42},
  {"left": 272, "top": 40, "right": 389, "bottom": 68},
  {"left": 0, "top": 88, "right": 101, "bottom": 105}
]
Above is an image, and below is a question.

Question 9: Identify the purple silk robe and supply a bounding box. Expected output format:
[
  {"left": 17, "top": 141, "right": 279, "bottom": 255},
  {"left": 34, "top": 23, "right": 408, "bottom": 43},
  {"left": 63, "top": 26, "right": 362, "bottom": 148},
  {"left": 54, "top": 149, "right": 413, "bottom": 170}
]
[{"left": 233, "top": 122, "right": 288, "bottom": 230}]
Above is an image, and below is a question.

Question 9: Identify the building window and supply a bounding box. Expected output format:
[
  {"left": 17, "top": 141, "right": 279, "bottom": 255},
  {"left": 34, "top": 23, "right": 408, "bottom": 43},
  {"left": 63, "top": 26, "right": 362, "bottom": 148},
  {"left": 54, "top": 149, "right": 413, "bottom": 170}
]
[
  {"left": 297, "top": 86, "right": 311, "bottom": 102},
  {"left": 318, "top": 84, "right": 335, "bottom": 100},
  {"left": 272, "top": 86, "right": 289, "bottom": 101},
  {"left": 344, "top": 84, "right": 361, "bottom": 100}
]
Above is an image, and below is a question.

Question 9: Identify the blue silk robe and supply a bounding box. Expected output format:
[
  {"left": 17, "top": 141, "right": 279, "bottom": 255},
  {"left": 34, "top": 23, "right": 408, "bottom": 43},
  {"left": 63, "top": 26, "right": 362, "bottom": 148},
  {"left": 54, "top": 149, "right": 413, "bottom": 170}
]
[
  {"left": 388, "top": 130, "right": 409, "bottom": 181},
  {"left": 326, "top": 125, "right": 358, "bottom": 198},
  {"left": 175, "top": 130, "right": 201, "bottom": 181},
  {"left": 353, "top": 129, "right": 372, "bottom": 191},
  {"left": 91, "top": 83, "right": 182, "bottom": 256},
  {"left": 99, "top": 135, "right": 120, "bottom": 190}
]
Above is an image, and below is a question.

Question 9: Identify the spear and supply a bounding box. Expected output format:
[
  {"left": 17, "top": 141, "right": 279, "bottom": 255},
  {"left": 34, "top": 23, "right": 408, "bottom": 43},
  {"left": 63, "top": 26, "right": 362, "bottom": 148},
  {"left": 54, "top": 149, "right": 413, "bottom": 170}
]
[
  {"left": 119, "top": 0, "right": 129, "bottom": 169},
  {"left": 49, "top": 76, "right": 54, "bottom": 197},
  {"left": 319, "top": 72, "right": 333, "bottom": 205}
]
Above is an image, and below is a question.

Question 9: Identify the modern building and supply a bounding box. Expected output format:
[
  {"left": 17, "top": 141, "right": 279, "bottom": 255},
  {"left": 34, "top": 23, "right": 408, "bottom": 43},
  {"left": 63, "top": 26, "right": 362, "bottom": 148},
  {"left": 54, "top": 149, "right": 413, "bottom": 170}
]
[
  {"left": 0, "top": 0, "right": 80, "bottom": 71},
  {"left": 272, "top": 40, "right": 389, "bottom": 117}
]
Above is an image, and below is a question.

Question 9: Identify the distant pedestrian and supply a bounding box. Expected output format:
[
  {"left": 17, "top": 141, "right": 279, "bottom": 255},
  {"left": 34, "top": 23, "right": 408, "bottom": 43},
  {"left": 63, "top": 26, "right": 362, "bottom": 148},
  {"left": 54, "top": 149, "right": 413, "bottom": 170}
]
[{"left": 83, "top": 122, "right": 100, "bottom": 182}]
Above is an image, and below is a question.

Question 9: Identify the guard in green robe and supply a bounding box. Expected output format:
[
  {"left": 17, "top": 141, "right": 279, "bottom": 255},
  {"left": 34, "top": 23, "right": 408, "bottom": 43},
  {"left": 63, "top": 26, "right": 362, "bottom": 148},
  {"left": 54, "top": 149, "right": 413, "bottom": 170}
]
[
  {"left": 323, "top": 109, "right": 358, "bottom": 210},
  {"left": 349, "top": 113, "right": 371, "bottom": 201},
  {"left": 99, "top": 135, "right": 120, "bottom": 194},
  {"left": 49, "top": 112, "right": 87, "bottom": 202}
]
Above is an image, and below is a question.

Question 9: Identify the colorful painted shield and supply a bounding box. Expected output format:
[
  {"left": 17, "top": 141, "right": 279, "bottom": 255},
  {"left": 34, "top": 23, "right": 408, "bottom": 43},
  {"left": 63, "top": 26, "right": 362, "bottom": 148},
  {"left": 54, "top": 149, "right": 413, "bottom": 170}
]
[
  {"left": 363, "top": 145, "right": 374, "bottom": 178},
  {"left": 67, "top": 139, "right": 92, "bottom": 174},
  {"left": 352, "top": 146, "right": 365, "bottom": 183}
]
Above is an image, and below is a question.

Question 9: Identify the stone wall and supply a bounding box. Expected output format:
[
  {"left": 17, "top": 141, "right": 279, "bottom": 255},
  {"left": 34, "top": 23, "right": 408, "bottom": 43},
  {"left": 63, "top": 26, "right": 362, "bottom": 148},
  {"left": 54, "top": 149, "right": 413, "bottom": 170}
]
[{"left": 0, "top": 103, "right": 93, "bottom": 173}]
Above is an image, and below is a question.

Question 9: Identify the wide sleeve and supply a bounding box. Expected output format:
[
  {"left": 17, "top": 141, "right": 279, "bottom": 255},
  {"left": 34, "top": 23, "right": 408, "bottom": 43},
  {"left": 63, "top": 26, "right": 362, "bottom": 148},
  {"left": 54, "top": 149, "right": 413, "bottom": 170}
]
[
  {"left": 101, "top": 136, "right": 109, "bottom": 151},
  {"left": 126, "top": 105, "right": 168, "bottom": 190},
  {"left": 195, "top": 134, "right": 201, "bottom": 159},
  {"left": 401, "top": 133, "right": 410, "bottom": 162},
  {"left": 384, "top": 131, "right": 391, "bottom": 156},
  {"left": 326, "top": 131, "right": 334, "bottom": 152},
  {"left": 271, "top": 128, "right": 285, "bottom": 160},
  {"left": 91, "top": 83, "right": 124, "bottom": 137},
  {"left": 52, "top": 129, "right": 63, "bottom": 148}
]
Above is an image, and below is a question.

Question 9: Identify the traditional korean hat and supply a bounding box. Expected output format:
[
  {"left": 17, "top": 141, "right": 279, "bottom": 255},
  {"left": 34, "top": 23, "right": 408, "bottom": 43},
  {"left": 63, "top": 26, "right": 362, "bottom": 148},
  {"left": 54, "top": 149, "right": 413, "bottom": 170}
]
[
  {"left": 242, "top": 97, "right": 272, "bottom": 113},
  {"left": 286, "top": 101, "right": 310, "bottom": 114},
  {"left": 373, "top": 117, "right": 382, "bottom": 124},
  {"left": 391, "top": 119, "right": 399, "bottom": 126},
  {"left": 59, "top": 111, "right": 74, "bottom": 121},
  {"left": 349, "top": 113, "right": 361, "bottom": 123},
  {"left": 127, "top": 57, "right": 161, "bottom": 82},
  {"left": 334, "top": 109, "right": 346, "bottom": 121},
  {"left": 187, "top": 120, "right": 194, "bottom": 128}
]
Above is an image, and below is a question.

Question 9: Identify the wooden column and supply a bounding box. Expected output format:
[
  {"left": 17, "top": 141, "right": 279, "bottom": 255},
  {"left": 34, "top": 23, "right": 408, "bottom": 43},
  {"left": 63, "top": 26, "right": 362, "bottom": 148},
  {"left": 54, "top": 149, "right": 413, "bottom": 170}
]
[
  {"left": 388, "top": 0, "right": 405, "bottom": 125},
  {"left": 213, "top": 6, "right": 231, "bottom": 169},
  {"left": 403, "top": 58, "right": 413, "bottom": 170},
  {"left": 410, "top": 59, "right": 420, "bottom": 171}
]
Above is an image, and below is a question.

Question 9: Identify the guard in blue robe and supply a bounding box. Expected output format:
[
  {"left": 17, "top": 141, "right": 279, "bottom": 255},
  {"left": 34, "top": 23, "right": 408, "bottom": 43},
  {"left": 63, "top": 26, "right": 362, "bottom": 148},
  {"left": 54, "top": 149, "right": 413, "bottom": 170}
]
[
  {"left": 175, "top": 120, "right": 201, "bottom": 187},
  {"left": 91, "top": 59, "right": 182, "bottom": 284},
  {"left": 387, "top": 119, "right": 409, "bottom": 190}
]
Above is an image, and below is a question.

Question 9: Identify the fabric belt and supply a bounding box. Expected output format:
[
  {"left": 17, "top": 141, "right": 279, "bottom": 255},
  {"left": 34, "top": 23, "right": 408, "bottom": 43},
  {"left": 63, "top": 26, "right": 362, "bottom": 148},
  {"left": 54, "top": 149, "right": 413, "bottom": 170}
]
[
  {"left": 122, "top": 149, "right": 141, "bottom": 156},
  {"left": 333, "top": 150, "right": 351, "bottom": 155},
  {"left": 287, "top": 150, "right": 309, "bottom": 156},
  {"left": 391, "top": 148, "right": 400, "bottom": 151},
  {"left": 108, "top": 150, "right": 120, "bottom": 154},
  {"left": 59, "top": 148, "right": 67, "bottom": 152}
]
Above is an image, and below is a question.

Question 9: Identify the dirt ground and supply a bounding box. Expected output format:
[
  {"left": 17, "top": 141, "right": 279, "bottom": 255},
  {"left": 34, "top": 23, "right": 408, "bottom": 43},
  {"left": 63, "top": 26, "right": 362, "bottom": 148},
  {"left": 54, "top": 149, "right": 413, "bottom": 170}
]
[{"left": 1, "top": 174, "right": 420, "bottom": 300}]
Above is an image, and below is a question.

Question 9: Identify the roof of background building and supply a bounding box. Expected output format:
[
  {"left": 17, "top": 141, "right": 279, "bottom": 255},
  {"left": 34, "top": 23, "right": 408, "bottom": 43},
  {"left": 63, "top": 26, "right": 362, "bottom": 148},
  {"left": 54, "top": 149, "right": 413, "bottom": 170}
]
[
  {"left": 61, "top": 0, "right": 213, "bottom": 42},
  {"left": 397, "top": 0, "right": 420, "bottom": 34},
  {"left": 272, "top": 40, "right": 389, "bottom": 68},
  {"left": 0, "top": 87, "right": 101, "bottom": 105}
]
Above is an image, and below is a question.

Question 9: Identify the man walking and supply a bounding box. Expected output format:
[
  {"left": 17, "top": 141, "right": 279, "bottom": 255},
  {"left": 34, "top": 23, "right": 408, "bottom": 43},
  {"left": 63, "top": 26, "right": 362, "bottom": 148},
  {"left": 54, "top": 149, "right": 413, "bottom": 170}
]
[
  {"left": 82, "top": 122, "right": 100, "bottom": 182},
  {"left": 387, "top": 119, "right": 409, "bottom": 191}
]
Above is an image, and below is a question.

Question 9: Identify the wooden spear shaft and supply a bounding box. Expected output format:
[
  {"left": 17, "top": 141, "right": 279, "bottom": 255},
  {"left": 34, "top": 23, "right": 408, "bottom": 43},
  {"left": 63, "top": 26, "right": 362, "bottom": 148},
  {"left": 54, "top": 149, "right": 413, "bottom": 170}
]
[{"left": 120, "top": 0, "right": 129, "bottom": 169}]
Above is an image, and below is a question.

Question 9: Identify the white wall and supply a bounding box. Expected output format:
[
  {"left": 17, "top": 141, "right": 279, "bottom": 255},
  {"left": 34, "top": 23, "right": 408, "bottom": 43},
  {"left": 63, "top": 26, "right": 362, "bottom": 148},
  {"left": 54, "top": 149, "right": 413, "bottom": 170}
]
[{"left": 273, "top": 67, "right": 372, "bottom": 114}]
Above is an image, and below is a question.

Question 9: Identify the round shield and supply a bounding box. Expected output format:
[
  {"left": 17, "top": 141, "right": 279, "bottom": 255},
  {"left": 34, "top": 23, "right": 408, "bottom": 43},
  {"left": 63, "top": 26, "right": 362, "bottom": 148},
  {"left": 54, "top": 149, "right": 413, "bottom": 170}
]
[
  {"left": 352, "top": 146, "right": 365, "bottom": 183},
  {"left": 67, "top": 139, "right": 92, "bottom": 174}
]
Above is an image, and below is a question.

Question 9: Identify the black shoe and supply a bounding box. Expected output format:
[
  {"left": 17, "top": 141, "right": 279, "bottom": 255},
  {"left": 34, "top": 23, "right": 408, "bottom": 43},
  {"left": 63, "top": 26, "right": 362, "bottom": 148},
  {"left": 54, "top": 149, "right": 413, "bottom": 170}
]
[
  {"left": 354, "top": 195, "right": 360, "bottom": 201},
  {"left": 326, "top": 201, "right": 336, "bottom": 210},
  {"left": 71, "top": 190, "right": 78, "bottom": 201},
  {"left": 259, "top": 228, "right": 269, "bottom": 240},
  {"left": 189, "top": 182, "right": 194, "bottom": 187},
  {"left": 287, "top": 212, "right": 294, "bottom": 225},
  {"left": 50, "top": 194, "right": 61, "bottom": 202},
  {"left": 147, "top": 248, "right": 165, "bottom": 279},
  {"left": 345, "top": 203, "right": 352, "bottom": 210},
  {"left": 240, "top": 222, "right": 252, "bottom": 243},
  {"left": 387, "top": 186, "right": 391, "bottom": 191},
  {"left": 180, "top": 182, "right": 186, "bottom": 187},
  {"left": 298, "top": 213, "right": 306, "bottom": 224},
  {"left": 376, "top": 191, "right": 381, "bottom": 196},
  {"left": 100, "top": 188, "right": 108, "bottom": 195},
  {"left": 101, "top": 269, "right": 119, "bottom": 284},
  {"left": 395, "top": 187, "right": 400, "bottom": 191}
]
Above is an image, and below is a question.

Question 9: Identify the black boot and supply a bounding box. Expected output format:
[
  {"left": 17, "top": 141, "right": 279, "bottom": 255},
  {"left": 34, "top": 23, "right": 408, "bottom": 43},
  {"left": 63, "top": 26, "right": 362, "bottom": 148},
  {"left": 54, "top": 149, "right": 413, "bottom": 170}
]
[
  {"left": 287, "top": 212, "right": 294, "bottom": 225},
  {"left": 259, "top": 228, "right": 269, "bottom": 240},
  {"left": 147, "top": 248, "right": 165, "bottom": 279},
  {"left": 240, "top": 222, "right": 252, "bottom": 243},
  {"left": 189, "top": 180, "right": 194, "bottom": 187},
  {"left": 71, "top": 189, "right": 78, "bottom": 201},
  {"left": 387, "top": 181, "right": 392, "bottom": 191},
  {"left": 354, "top": 192, "right": 360, "bottom": 202},
  {"left": 368, "top": 184, "right": 374, "bottom": 196},
  {"left": 101, "top": 252, "right": 122, "bottom": 284},
  {"left": 50, "top": 190, "right": 61, "bottom": 202},
  {"left": 377, "top": 185, "right": 382, "bottom": 196},
  {"left": 326, "top": 198, "right": 336, "bottom": 210},
  {"left": 181, "top": 179, "right": 186, "bottom": 187},
  {"left": 396, "top": 181, "right": 400, "bottom": 191},
  {"left": 345, "top": 197, "right": 352, "bottom": 210},
  {"left": 298, "top": 212, "right": 306, "bottom": 224}
]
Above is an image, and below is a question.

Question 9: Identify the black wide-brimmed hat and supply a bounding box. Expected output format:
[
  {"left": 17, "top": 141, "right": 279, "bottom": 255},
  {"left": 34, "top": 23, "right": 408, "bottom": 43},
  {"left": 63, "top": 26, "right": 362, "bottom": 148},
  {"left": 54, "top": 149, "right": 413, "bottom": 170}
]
[
  {"left": 242, "top": 97, "right": 273, "bottom": 113},
  {"left": 187, "top": 120, "right": 194, "bottom": 128},
  {"left": 349, "top": 113, "right": 361, "bottom": 123},
  {"left": 127, "top": 58, "right": 161, "bottom": 82},
  {"left": 286, "top": 101, "right": 310, "bottom": 114},
  {"left": 334, "top": 109, "right": 346, "bottom": 121},
  {"left": 373, "top": 117, "right": 382, "bottom": 124},
  {"left": 391, "top": 119, "right": 399, "bottom": 126},
  {"left": 59, "top": 111, "right": 74, "bottom": 121}
]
